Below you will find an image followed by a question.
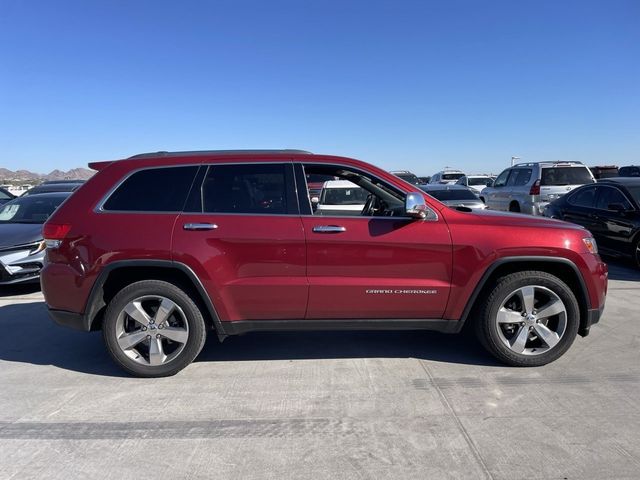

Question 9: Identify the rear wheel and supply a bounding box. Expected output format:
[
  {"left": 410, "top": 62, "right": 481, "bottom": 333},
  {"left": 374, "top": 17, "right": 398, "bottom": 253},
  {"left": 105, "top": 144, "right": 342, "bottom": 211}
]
[
  {"left": 103, "top": 280, "right": 207, "bottom": 377},
  {"left": 476, "top": 271, "right": 579, "bottom": 367}
]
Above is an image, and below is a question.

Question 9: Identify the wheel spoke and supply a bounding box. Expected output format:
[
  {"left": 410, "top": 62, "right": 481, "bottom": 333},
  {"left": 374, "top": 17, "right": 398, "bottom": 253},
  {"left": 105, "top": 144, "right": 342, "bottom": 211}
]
[
  {"left": 519, "top": 286, "right": 536, "bottom": 315},
  {"left": 124, "top": 301, "right": 151, "bottom": 327},
  {"left": 497, "top": 307, "right": 523, "bottom": 324},
  {"left": 154, "top": 297, "right": 177, "bottom": 326},
  {"left": 117, "top": 330, "right": 148, "bottom": 350},
  {"left": 533, "top": 323, "right": 560, "bottom": 349},
  {"left": 509, "top": 325, "right": 529, "bottom": 353},
  {"left": 148, "top": 337, "right": 166, "bottom": 366},
  {"left": 161, "top": 327, "right": 188, "bottom": 344},
  {"left": 536, "top": 298, "right": 565, "bottom": 320}
]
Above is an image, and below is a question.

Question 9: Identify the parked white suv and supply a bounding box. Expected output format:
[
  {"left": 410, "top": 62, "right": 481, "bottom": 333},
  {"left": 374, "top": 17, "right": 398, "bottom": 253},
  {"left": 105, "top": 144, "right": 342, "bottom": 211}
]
[
  {"left": 315, "top": 180, "right": 369, "bottom": 216},
  {"left": 480, "top": 161, "right": 596, "bottom": 215},
  {"left": 429, "top": 168, "right": 465, "bottom": 184},
  {"left": 455, "top": 174, "right": 495, "bottom": 195}
]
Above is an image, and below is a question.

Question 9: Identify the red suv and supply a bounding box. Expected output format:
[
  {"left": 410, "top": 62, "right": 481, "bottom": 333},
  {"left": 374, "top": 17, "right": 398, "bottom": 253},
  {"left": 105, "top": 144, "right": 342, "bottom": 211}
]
[{"left": 42, "top": 150, "right": 608, "bottom": 377}]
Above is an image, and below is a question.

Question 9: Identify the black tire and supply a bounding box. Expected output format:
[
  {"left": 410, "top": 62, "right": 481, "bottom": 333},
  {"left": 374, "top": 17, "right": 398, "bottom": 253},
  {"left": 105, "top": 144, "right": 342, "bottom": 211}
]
[
  {"left": 475, "top": 271, "right": 580, "bottom": 367},
  {"left": 509, "top": 202, "right": 520, "bottom": 212},
  {"left": 103, "top": 280, "right": 207, "bottom": 377}
]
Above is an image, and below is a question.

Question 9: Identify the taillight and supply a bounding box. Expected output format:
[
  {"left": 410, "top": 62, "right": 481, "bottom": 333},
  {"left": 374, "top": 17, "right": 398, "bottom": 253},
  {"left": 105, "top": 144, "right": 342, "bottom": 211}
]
[
  {"left": 529, "top": 179, "right": 540, "bottom": 195},
  {"left": 42, "top": 222, "right": 71, "bottom": 249}
]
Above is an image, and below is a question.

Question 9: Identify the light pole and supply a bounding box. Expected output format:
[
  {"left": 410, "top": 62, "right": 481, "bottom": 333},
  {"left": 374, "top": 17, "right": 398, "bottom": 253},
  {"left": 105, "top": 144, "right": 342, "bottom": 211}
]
[{"left": 511, "top": 156, "right": 520, "bottom": 167}]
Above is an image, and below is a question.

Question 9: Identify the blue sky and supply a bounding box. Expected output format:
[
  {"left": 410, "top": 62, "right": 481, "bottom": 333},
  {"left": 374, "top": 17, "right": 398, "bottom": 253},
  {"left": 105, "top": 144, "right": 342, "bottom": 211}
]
[{"left": 1, "top": 0, "right": 638, "bottom": 176}]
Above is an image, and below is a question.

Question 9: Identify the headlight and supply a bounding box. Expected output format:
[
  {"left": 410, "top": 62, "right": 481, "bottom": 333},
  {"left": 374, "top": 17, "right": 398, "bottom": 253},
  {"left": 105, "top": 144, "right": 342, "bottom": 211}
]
[
  {"left": 583, "top": 237, "right": 598, "bottom": 255},
  {"left": 29, "top": 240, "right": 46, "bottom": 256}
]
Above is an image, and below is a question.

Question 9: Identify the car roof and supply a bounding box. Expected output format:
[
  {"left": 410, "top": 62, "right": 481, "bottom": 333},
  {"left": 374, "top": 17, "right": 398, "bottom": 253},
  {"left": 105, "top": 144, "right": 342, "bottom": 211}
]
[
  {"left": 513, "top": 161, "right": 586, "bottom": 168},
  {"left": 128, "top": 149, "right": 313, "bottom": 159},
  {"left": 322, "top": 180, "right": 360, "bottom": 188},
  {"left": 598, "top": 178, "right": 640, "bottom": 186}
]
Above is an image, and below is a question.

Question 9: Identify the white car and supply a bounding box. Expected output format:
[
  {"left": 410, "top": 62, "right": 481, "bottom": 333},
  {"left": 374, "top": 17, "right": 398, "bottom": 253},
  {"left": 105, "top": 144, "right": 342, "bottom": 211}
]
[
  {"left": 455, "top": 174, "right": 495, "bottom": 195},
  {"left": 314, "top": 180, "right": 369, "bottom": 216},
  {"left": 429, "top": 168, "right": 465, "bottom": 185}
]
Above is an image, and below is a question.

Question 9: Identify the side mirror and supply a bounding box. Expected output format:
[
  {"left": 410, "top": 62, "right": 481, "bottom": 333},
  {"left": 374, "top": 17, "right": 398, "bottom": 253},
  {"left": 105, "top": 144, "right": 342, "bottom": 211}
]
[
  {"left": 311, "top": 196, "right": 319, "bottom": 204},
  {"left": 405, "top": 192, "right": 429, "bottom": 219}
]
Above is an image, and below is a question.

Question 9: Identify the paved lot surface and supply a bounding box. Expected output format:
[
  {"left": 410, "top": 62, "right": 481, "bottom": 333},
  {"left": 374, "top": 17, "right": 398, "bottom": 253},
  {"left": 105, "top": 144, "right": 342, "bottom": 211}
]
[{"left": 0, "top": 261, "right": 639, "bottom": 479}]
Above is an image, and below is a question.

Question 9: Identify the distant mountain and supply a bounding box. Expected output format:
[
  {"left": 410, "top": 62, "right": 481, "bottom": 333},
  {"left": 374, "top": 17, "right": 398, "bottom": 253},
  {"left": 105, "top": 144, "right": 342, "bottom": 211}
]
[{"left": 0, "top": 167, "right": 95, "bottom": 183}]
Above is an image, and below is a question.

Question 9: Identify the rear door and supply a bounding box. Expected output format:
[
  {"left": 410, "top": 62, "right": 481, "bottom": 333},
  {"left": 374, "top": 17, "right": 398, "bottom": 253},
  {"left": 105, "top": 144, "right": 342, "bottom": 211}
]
[
  {"left": 172, "top": 162, "right": 308, "bottom": 321},
  {"left": 561, "top": 185, "right": 598, "bottom": 231},
  {"left": 591, "top": 186, "right": 636, "bottom": 254},
  {"left": 299, "top": 163, "right": 452, "bottom": 319},
  {"left": 485, "top": 169, "right": 511, "bottom": 211}
]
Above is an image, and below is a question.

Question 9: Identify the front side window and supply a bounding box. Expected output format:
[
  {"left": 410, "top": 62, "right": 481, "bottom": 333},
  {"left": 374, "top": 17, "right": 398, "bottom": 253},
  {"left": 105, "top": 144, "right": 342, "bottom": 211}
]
[
  {"left": 201, "top": 164, "right": 291, "bottom": 214},
  {"left": 103, "top": 166, "right": 198, "bottom": 212},
  {"left": 595, "top": 187, "right": 632, "bottom": 211},
  {"left": 493, "top": 169, "right": 510, "bottom": 187}
]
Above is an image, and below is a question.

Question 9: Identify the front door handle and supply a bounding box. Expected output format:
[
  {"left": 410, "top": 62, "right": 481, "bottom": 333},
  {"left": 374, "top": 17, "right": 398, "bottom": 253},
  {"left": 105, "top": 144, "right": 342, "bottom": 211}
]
[
  {"left": 183, "top": 223, "right": 218, "bottom": 231},
  {"left": 312, "top": 225, "right": 346, "bottom": 233}
]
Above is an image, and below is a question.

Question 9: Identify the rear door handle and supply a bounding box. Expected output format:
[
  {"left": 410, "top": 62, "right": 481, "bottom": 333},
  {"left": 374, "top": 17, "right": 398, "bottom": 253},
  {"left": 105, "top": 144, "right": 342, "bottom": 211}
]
[
  {"left": 312, "top": 225, "right": 346, "bottom": 233},
  {"left": 183, "top": 223, "right": 218, "bottom": 231}
]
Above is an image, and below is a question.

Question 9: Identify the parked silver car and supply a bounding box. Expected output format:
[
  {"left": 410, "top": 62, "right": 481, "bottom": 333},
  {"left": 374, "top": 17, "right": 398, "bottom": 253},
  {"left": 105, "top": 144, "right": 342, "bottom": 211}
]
[{"left": 480, "top": 161, "right": 595, "bottom": 215}]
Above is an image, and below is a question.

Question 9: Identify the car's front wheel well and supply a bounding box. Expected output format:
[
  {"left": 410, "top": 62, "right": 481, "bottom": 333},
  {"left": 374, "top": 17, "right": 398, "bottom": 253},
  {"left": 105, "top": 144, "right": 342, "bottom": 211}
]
[
  {"left": 88, "top": 266, "right": 217, "bottom": 332},
  {"left": 465, "top": 260, "right": 589, "bottom": 336}
]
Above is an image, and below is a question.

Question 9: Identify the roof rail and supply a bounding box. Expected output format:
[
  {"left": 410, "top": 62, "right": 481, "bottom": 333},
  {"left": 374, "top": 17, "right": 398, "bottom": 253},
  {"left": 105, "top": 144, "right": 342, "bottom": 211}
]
[{"left": 127, "top": 149, "right": 313, "bottom": 159}]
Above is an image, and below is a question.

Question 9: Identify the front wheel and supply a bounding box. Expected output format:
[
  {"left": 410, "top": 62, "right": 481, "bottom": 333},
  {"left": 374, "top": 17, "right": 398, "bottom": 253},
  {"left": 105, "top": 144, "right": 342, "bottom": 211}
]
[
  {"left": 103, "top": 280, "right": 207, "bottom": 377},
  {"left": 476, "top": 271, "right": 580, "bottom": 367}
]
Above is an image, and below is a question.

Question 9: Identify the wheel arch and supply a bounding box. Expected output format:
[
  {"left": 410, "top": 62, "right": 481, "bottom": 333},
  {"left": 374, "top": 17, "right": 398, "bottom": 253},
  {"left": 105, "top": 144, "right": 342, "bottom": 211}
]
[
  {"left": 84, "top": 260, "right": 226, "bottom": 338},
  {"left": 459, "top": 256, "right": 591, "bottom": 336}
]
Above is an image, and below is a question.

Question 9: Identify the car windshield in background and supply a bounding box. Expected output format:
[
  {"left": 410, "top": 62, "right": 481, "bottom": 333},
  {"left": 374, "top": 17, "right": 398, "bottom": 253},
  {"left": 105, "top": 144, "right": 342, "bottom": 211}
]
[
  {"left": 442, "top": 173, "right": 464, "bottom": 181},
  {"left": 395, "top": 174, "right": 420, "bottom": 184},
  {"left": 422, "top": 188, "right": 478, "bottom": 201},
  {"left": 468, "top": 177, "right": 493, "bottom": 186},
  {"left": 321, "top": 187, "right": 369, "bottom": 205},
  {"left": 0, "top": 195, "right": 67, "bottom": 223},
  {"left": 541, "top": 167, "right": 593, "bottom": 186}
]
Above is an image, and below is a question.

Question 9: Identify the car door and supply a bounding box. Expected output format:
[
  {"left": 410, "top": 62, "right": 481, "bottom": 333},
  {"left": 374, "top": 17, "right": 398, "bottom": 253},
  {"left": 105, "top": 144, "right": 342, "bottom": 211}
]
[
  {"left": 560, "top": 185, "right": 598, "bottom": 232},
  {"left": 485, "top": 169, "right": 511, "bottom": 211},
  {"left": 591, "top": 186, "right": 636, "bottom": 254},
  {"left": 298, "top": 163, "right": 452, "bottom": 319},
  {"left": 172, "top": 162, "right": 308, "bottom": 321}
]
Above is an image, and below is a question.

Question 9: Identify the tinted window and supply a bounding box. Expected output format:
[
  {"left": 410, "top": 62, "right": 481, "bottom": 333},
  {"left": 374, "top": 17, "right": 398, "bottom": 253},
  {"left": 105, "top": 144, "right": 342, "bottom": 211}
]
[
  {"left": 626, "top": 186, "right": 640, "bottom": 203},
  {"left": 595, "top": 187, "right": 632, "bottom": 210},
  {"left": 493, "top": 170, "right": 510, "bottom": 187},
  {"left": 394, "top": 173, "right": 420, "bottom": 184},
  {"left": 568, "top": 186, "right": 597, "bottom": 208},
  {"left": 540, "top": 167, "right": 593, "bottom": 186},
  {"left": 421, "top": 188, "right": 478, "bottom": 201},
  {"left": 507, "top": 169, "right": 532, "bottom": 186},
  {"left": 619, "top": 166, "right": 640, "bottom": 177},
  {"left": 468, "top": 177, "right": 494, "bottom": 186},
  {"left": 202, "top": 164, "right": 289, "bottom": 214},
  {"left": 103, "top": 166, "right": 198, "bottom": 212},
  {"left": 442, "top": 173, "right": 464, "bottom": 181}
]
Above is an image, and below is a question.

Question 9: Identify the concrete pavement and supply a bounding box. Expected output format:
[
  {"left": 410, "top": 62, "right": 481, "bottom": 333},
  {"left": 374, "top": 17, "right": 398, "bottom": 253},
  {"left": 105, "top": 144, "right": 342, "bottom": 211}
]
[{"left": 0, "top": 261, "right": 639, "bottom": 479}]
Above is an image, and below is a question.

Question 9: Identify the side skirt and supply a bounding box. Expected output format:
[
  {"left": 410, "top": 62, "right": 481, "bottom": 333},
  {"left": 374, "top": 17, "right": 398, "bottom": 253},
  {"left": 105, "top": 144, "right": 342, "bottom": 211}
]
[{"left": 219, "top": 318, "right": 461, "bottom": 337}]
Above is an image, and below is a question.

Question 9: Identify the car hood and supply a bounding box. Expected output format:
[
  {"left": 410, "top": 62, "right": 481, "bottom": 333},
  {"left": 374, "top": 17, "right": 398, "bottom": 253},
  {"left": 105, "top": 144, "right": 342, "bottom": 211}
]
[
  {"left": 0, "top": 223, "right": 43, "bottom": 249},
  {"left": 460, "top": 209, "right": 585, "bottom": 231}
]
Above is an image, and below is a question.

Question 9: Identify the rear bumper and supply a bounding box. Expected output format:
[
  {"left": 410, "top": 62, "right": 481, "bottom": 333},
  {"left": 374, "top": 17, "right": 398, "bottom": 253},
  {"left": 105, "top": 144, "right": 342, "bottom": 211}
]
[{"left": 48, "top": 309, "right": 90, "bottom": 331}]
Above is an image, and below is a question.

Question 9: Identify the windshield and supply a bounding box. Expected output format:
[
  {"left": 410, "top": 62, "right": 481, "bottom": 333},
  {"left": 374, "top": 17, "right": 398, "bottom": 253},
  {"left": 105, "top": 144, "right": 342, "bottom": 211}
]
[
  {"left": 0, "top": 195, "right": 67, "bottom": 224},
  {"left": 442, "top": 173, "right": 464, "bottom": 181},
  {"left": 421, "top": 188, "right": 478, "bottom": 201},
  {"left": 320, "top": 186, "right": 369, "bottom": 205},
  {"left": 394, "top": 173, "right": 420, "bottom": 185},
  {"left": 541, "top": 167, "right": 594, "bottom": 186},
  {"left": 468, "top": 177, "right": 493, "bottom": 186}
]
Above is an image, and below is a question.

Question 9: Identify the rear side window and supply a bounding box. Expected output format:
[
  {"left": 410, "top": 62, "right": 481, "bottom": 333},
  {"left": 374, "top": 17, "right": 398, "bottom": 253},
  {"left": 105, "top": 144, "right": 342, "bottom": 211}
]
[
  {"left": 595, "top": 187, "right": 632, "bottom": 210},
  {"left": 507, "top": 169, "right": 532, "bottom": 186},
  {"left": 541, "top": 167, "right": 593, "bottom": 186},
  {"left": 201, "top": 163, "right": 293, "bottom": 214},
  {"left": 568, "top": 186, "right": 597, "bottom": 208},
  {"left": 103, "top": 166, "right": 198, "bottom": 212}
]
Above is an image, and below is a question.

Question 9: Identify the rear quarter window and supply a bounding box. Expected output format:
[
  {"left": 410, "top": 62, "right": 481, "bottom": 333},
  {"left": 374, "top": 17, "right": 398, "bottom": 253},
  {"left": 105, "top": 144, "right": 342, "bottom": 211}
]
[{"left": 102, "top": 166, "right": 199, "bottom": 212}]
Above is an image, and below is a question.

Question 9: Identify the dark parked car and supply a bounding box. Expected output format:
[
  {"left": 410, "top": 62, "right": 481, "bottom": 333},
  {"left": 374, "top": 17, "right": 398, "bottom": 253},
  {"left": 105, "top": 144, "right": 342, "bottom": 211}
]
[
  {"left": 389, "top": 170, "right": 421, "bottom": 185},
  {"left": 589, "top": 165, "right": 618, "bottom": 180},
  {"left": 417, "top": 176, "right": 431, "bottom": 184},
  {"left": 0, "top": 192, "right": 71, "bottom": 284},
  {"left": 619, "top": 165, "right": 640, "bottom": 178},
  {"left": 0, "top": 187, "right": 16, "bottom": 206},
  {"left": 419, "top": 184, "right": 487, "bottom": 210},
  {"left": 23, "top": 181, "right": 84, "bottom": 196},
  {"left": 544, "top": 178, "right": 640, "bottom": 268}
]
